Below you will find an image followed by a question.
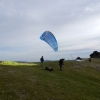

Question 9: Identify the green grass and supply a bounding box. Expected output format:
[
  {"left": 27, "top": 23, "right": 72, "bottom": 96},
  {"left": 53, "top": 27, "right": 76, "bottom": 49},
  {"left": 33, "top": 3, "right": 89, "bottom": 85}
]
[{"left": 0, "top": 59, "right": 100, "bottom": 100}]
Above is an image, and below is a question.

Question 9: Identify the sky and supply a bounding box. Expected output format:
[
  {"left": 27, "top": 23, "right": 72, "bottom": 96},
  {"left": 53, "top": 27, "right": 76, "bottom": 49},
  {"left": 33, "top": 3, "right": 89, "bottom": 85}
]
[{"left": 0, "top": 0, "right": 100, "bottom": 62}]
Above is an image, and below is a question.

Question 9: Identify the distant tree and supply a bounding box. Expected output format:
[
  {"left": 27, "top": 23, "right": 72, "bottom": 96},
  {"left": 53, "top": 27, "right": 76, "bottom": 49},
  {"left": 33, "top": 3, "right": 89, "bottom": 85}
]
[{"left": 90, "top": 51, "right": 100, "bottom": 58}]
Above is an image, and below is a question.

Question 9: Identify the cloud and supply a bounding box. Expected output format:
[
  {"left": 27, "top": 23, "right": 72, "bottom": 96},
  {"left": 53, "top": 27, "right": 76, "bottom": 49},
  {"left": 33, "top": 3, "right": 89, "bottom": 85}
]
[
  {"left": 0, "top": 0, "right": 100, "bottom": 61},
  {"left": 84, "top": 1, "right": 100, "bottom": 13}
]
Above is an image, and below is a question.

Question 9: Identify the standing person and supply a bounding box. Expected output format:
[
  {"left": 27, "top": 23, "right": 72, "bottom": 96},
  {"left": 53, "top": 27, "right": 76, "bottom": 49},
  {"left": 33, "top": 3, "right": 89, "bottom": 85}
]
[
  {"left": 59, "top": 58, "right": 64, "bottom": 71},
  {"left": 89, "top": 58, "right": 91, "bottom": 63},
  {"left": 40, "top": 56, "right": 44, "bottom": 67}
]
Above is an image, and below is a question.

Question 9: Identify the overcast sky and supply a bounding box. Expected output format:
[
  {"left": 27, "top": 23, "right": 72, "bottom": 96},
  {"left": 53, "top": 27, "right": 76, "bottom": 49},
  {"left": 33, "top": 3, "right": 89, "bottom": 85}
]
[{"left": 0, "top": 0, "right": 100, "bottom": 62}]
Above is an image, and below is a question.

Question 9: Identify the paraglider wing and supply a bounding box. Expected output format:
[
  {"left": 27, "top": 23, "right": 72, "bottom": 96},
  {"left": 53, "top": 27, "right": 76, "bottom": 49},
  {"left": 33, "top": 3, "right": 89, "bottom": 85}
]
[{"left": 40, "top": 31, "right": 58, "bottom": 51}]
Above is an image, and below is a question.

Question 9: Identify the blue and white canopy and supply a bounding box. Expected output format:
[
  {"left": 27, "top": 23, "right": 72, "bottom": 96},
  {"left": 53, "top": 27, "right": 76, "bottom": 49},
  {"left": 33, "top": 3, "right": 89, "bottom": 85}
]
[{"left": 40, "top": 31, "right": 58, "bottom": 52}]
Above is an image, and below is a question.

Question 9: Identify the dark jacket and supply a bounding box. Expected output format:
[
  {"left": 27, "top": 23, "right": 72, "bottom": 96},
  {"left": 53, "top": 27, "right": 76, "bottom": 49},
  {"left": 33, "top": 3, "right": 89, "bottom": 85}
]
[
  {"left": 40, "top": 57, "right": 44, "bottom": 62},
  {"left": 59, "top": 59, "right": 64, "bottom": 65}
]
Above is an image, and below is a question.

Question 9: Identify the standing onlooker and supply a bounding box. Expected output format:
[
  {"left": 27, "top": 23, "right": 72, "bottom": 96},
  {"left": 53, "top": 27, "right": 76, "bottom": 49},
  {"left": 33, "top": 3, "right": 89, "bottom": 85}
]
[
  {"left": 89, "top": 58, "right": 91, "bottom": 63},
  {"left": 40, "top": 56, "right": 44, "bottom": 67},
  {"left": 59, "top": 58, "right": 65, "bottom": 71}
]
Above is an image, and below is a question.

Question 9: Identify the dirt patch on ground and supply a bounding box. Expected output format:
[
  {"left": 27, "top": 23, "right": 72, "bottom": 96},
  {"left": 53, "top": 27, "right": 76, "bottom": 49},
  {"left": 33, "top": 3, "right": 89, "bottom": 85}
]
[
  {"left": 92, "top": 64, "right": 100, "bottom": 70},
  {"left": 0, "top": 67, "right": 3, "bottom": 70}
]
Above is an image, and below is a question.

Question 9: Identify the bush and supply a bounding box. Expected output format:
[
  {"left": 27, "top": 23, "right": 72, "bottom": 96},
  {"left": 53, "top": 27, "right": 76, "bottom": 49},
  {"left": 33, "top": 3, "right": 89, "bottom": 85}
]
[{"left": 0, "top": 61, "right": 19, "bottom": 65}]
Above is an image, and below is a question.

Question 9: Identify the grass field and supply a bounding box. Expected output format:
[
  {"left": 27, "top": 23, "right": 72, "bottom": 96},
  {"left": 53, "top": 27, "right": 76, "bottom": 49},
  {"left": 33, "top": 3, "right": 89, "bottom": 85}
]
[{"left": 0, "top": 59, "right": 100, "bottom": 100}]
